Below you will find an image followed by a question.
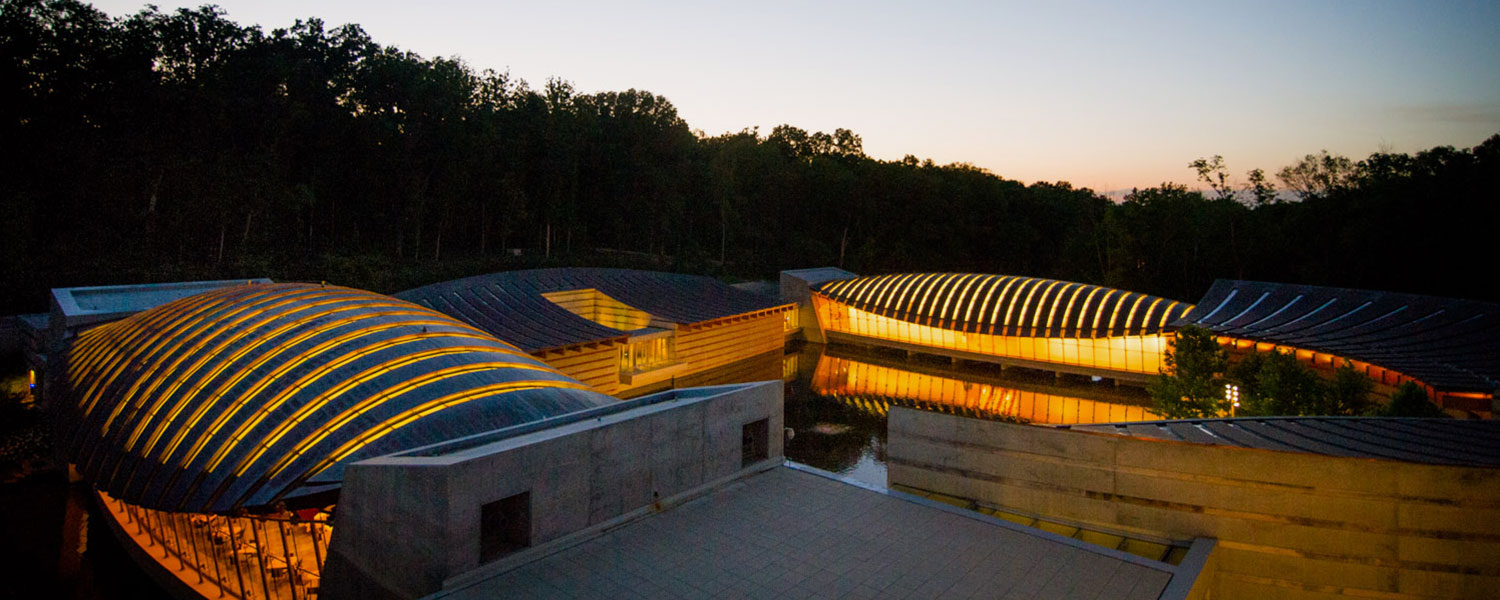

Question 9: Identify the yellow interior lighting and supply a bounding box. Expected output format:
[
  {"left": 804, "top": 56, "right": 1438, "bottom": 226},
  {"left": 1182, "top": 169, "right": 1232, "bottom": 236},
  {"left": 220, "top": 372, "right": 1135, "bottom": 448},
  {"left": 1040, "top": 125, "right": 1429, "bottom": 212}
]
[
  {"left": 248, "top": 364, "right": 575, "bottom": 482},
  {"left": 824, "top": 278, "right": 854, "bottom": 296},
  {"left": 285, "top": 379, "right": 592, "bottom": 492},
  {"left": 1042, "top": 282, "right": 1074, "bottom": 335},
  {"left": 1008, "top": 279, "right": 1042, "bottom": 337},
  {"left": 1121, "top": 294, "right": 1147, "bottom": 337},
  {"left": 871, "top": 274, "right": 911, "bottom": 311},
  {"left": 540, "top": 289, "right": 652, "bottom": 331},
  {"left": 894, "top": 274, "right": 938, "bottom": 318},
  {"left": 163, "top": 316, "right": 462, "bottom": 466},
  {"left": 1059, "top": 284, "right": 1086, "bottom": 337},
  {"left": 942, "top": 274, "right": 981, "bottom": 325},
  {"left": 962, "top": 276, "right": 1002, "bottom": 329},
  {"left": 205, "top": 344, "right": 540, "bottom": 476},
  {"left": 848, "top": 274, "right": 886, "bottom": 307},
  {"left": 1030, "top": 280, "right": 1064, "bottom": 333},
  {"left": 985, "top": 277, "right": 1021, "bottom": 335},
  {"left": 918, "top": 274, "right": 957, "bottom": 323},
  {"left": 1159, "top": 301, "right": 1183, "bottom": 329},
  {"left": 219, "top": 357, "right": 555, "bottom": 477},
  {"left": 1138, "top": 298, "right": 1164, "bottom": 335},
  {"left": 129, "top": 304, "right": 430, "bottom": 457},
  {"left": 108, "top": 290, "right": 366, "bottom": 442},
  {"left": 1091, "top": 289, "right": 1118, "bottom": 333},
  {"left": 1074, "top": 287, "right": 1104, "bottom": 335},
  {"left": 77, "top": 287, "right": 269, "bottom": 420}
]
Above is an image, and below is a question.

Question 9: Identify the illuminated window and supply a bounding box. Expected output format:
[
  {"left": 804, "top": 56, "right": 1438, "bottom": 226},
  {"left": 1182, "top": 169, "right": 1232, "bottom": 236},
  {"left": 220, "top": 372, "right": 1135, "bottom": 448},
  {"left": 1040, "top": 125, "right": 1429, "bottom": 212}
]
[{"left": 620, "top": 335, "right": 675, "bottom": 374}]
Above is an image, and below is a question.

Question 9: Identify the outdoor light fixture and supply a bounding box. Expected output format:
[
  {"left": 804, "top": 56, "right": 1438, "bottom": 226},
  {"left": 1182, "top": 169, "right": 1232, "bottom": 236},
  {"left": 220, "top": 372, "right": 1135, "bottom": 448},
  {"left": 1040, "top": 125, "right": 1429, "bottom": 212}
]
[{"left": 1225, "top": 383, "right": 1240, "bottom": 417}]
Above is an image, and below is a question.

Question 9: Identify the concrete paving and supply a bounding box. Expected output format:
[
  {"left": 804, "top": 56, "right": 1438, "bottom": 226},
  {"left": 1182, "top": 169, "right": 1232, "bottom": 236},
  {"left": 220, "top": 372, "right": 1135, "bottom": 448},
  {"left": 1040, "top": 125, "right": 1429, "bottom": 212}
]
[{"left": 435, "top": 466, "right": 1176, "bottom": 600}]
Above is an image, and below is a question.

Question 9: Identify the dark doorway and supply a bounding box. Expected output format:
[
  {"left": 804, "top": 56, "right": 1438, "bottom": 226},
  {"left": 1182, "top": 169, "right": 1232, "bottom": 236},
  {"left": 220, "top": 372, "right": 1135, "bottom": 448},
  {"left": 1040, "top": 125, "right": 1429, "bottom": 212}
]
[
  {"left": 479, "top": 492, "right": 531, "bottom": 563},
  {"left": 742, "top": 418, "right": 769, "bottom": 468}
]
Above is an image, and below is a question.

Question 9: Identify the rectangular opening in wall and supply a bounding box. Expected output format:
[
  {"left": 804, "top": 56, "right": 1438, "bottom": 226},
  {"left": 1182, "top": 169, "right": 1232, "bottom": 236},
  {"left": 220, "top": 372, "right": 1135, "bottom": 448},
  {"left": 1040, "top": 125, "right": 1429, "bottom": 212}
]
[
  {"left": 742, "top": 418, "right": 769, "bottom": 468},
  {"left": 479, "top": 491, "right": 531, "bottom": 563}
]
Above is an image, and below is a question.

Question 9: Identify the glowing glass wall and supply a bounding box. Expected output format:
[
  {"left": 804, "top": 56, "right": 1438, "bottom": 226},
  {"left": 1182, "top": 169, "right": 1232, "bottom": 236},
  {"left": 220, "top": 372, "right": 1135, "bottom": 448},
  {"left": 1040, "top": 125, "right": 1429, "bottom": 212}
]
[
  {"left": 99, "top": 491, "right": 329, "bottom": 600},
  {"left": 813, "top": 294, "right": 1177, "bottom": 376}
]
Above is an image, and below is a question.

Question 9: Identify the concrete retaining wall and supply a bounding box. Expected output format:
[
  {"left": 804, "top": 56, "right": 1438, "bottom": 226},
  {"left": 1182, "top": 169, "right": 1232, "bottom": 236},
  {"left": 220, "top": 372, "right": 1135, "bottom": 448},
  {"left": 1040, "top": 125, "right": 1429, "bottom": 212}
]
[
  {"left": 886, "top": 407, "right": 1500, "bottom": 599},
  {"left": 322, "top": 381, "right": 784, "bottom": 600}
]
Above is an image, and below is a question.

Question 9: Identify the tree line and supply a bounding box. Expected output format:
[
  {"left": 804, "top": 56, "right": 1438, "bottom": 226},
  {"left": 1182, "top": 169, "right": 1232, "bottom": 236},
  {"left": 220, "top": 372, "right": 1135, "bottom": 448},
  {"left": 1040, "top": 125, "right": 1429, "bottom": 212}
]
[{"left": 3, "top": 0, "right": 1498, "bottom": 315}]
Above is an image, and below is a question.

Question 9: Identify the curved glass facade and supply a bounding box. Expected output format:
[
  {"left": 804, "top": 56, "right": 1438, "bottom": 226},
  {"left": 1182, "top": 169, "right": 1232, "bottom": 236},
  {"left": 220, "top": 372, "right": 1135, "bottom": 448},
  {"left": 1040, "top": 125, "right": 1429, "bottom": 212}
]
[
  {"left": 814, "top": 273, "right": 1194, "bottom": 377},
  {"left": 55, "top": 282, "right": 614, "bottom": 514}
]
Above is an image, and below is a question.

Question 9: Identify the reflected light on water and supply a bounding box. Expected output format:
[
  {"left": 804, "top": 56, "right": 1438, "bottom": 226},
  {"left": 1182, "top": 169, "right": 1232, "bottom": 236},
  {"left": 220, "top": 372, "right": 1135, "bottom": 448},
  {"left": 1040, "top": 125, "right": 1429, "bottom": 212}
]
[{"left": 784, "top": 344, "right": 1161, "bottom": 488}]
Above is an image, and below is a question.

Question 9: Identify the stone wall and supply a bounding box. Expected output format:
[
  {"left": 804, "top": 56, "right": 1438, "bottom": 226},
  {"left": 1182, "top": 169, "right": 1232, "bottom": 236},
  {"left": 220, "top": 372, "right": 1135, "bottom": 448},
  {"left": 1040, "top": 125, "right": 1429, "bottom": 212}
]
[
  {"left": 887, "top": 407, "right": 1500, "bottom": 599},
  {"left": 323, "top": 381, "right": 784, "bottom": 600}
]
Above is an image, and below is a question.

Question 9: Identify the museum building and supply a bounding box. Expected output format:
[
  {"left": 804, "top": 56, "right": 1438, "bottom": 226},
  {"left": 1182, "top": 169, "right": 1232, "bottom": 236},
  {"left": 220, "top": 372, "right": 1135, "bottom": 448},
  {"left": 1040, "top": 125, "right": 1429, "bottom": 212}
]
[{"left": 23, "top": 268, "right": 1500, "bottom": 599}]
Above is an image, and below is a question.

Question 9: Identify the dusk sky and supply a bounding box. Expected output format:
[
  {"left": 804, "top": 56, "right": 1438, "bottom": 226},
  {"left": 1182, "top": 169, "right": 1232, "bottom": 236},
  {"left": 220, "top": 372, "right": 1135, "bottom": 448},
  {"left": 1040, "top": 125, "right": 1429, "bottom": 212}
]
[{"left": 91, "top": 0, "right": 1500, "bottom": 194}]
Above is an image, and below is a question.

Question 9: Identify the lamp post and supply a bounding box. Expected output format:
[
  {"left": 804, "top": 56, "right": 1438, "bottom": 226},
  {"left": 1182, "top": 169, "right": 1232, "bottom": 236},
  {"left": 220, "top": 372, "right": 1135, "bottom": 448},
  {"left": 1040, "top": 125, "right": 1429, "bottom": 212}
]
[{"left": 1225, "top": 383, "right": 1240, "bottom": 418}]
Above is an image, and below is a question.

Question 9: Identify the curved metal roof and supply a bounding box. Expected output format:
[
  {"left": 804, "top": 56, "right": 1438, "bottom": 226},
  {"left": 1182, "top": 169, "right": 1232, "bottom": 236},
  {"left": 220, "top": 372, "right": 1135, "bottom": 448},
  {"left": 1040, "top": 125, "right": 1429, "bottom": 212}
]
[
  {"left": 814, "top": 273, "right": 1193, "bottom": 338},
  {"left": 1064, "top": 417, "right": 1500, "bottom": 468},
  {"left": 55, "top": 283, "right": 613, "bottom": 513},
  {"left": 1174, "top": 280, "right": 1500, "bottom": 392},
  {"left": 395, "top": 268, "right": 788, "bottom": 352}
]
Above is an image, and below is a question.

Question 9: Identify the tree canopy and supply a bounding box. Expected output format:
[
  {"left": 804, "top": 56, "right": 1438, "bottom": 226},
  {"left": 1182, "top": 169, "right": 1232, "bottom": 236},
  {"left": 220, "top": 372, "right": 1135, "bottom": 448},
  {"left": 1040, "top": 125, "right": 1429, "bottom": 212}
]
[
  {"left": 1152, "top": 328, "right": 1394, "bottom": 418},
  {"left": 3, "top": 0, "right": 1499, "bottom": 315},
  {"left": 1148, "top": 325, "right": 1229, "bottom": 419}
]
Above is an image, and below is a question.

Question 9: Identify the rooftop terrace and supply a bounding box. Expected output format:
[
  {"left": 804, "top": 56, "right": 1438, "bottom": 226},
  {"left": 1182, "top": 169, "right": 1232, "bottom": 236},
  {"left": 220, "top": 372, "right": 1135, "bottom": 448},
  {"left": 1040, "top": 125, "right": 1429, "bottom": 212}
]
[{"left": 435, "top": 466, "right": 1202, "bottom": 600}]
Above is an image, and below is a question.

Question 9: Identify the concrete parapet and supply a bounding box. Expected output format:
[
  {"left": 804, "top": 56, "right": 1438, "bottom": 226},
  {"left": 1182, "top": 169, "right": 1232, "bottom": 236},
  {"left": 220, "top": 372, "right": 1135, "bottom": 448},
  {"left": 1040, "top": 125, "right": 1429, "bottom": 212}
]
[{"left": 322, "top": 380, "right": 784, "bottom": 600}]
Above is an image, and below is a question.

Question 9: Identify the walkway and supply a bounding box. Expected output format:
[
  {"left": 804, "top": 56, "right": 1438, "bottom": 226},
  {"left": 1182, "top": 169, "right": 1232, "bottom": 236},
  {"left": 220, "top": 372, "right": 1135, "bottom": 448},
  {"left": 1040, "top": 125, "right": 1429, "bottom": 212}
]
[{"left": 436, "top": 467, "right": 1178, "bottom": 599}]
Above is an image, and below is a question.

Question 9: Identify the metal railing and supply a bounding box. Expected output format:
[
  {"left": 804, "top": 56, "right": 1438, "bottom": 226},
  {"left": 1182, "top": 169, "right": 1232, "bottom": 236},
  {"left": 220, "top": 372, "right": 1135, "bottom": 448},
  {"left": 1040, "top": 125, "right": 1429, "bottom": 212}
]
[{"left": 100, "top": 492, "right": 328, "bottom": 600}]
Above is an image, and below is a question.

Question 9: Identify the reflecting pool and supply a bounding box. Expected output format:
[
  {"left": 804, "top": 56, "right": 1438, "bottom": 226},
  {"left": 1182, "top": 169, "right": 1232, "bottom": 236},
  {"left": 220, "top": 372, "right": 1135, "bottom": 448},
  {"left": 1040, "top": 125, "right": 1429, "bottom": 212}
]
[{"left": 781, "top": 342, "right": 1160, "bottom": 489}]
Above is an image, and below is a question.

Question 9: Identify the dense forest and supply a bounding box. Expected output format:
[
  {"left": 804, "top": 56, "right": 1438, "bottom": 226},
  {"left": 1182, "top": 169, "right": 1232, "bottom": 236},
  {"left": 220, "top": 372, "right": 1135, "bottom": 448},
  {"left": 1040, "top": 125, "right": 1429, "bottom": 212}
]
[{"left": 3, "top": 0, "right": 1498, "bottom": 315}]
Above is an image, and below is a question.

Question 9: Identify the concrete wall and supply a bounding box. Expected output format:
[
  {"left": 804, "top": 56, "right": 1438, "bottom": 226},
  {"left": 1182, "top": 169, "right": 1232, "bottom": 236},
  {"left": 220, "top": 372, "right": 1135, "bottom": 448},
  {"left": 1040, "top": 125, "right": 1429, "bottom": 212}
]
[
  {"left": 780, "top": 268, "right": 855, "bottom": 344},
  {"left": 322, "top": 381, "right": 784, "bottom": 600},
  {"left": 886, "top": 407, "right": 1500, "bottom": 599}
]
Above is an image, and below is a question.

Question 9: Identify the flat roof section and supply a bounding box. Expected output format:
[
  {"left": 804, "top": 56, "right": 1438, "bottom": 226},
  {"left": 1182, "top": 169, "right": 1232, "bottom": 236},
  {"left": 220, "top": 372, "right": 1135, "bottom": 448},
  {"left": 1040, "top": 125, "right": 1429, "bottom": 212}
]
[
  {"left": 1064, "top": 417, "right": 1500, "bottom": 467},
  {"left": 434, "top": 467, "right": 1183, "bottom": 600},
  {"left": 51, "top": 279, "right": 272, "bottom": 324}
]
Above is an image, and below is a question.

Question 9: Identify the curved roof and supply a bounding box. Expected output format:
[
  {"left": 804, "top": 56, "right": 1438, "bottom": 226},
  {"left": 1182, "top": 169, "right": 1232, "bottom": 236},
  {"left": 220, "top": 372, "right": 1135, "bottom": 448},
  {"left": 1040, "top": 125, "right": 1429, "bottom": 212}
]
[
  {"left": 55, "top": 283, "right": 613, "bottom": 513},
  {"left": 395, "top": 268, "right": 788, "bottom": 352},
  {"left": 1065, "top": 417, "right": 1500, "bottom": 468},
  {"left": 1174, "top": 280, "right": 1500, "bottom": 392},
  {"left": 815, "top": 273, "right": 1193, "bottom": 338}
]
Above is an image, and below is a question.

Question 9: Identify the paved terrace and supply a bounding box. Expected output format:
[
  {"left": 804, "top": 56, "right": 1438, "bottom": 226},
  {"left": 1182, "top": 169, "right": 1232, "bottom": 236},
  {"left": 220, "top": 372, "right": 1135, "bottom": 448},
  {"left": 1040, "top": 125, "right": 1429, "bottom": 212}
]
[{"left": 435, "top": 466, "right": 1196, "bottom": 600}]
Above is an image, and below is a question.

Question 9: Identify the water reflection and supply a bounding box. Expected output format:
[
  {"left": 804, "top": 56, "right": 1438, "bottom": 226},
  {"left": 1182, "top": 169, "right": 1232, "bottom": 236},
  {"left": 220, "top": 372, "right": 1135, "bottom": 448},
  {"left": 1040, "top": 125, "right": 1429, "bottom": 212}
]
[{"left": 783, "top": 343, "right": 1160, "bottom": 488}]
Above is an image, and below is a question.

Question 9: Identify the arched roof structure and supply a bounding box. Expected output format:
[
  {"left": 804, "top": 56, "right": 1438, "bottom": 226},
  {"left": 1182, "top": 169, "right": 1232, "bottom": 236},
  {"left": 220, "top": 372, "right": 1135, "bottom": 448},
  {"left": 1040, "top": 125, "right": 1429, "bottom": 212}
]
[
  {"left": 396, "top": 268, "right": 787, "bottom": 352},
  {"left": 54, "top": 283, "right": 613, "bottom": 513},
  {"left": 815, "top": 273, "right": 1193, "bottom": 338},
  {"left": 1175, "top": 279, "right": 1500, "bottom": 393}
]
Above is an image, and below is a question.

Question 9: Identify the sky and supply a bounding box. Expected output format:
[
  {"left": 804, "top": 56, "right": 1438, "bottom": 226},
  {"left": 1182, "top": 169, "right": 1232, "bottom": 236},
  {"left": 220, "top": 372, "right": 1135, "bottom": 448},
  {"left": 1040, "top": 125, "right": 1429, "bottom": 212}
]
[{"left": 89, "top": 0, "right": 1500, "bottom": 195}]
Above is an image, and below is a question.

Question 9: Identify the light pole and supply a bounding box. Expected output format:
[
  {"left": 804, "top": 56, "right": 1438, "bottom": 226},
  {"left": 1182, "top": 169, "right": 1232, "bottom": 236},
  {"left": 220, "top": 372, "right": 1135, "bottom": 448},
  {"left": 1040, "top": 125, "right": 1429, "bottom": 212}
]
[{"left": 1225, "top": 383, "right": 1240, "bottom": 417}]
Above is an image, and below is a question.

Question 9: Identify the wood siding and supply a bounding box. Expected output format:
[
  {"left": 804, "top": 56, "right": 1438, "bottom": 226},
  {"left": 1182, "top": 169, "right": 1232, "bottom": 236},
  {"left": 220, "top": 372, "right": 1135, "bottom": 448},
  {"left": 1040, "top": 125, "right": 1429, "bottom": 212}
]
[
  {"left": 676, "top": 311, "right": 787, "bottom": 375},
  {"left": 534, "top": 344, "right": 621, "bottom": 396}
]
